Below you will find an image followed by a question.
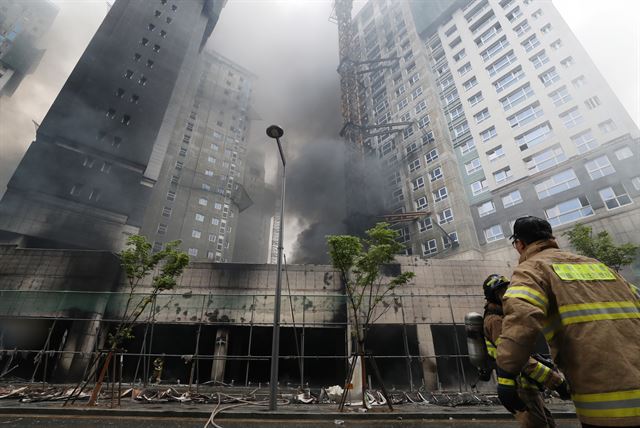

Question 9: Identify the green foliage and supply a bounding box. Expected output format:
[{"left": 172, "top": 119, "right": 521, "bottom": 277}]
[
  {"left": 109, "top": 235, "right": 189, "bottom": 348},
  {"left": 327, "top": 223, "right": 415, "bottom": 348},
  {"left": 565, "top": 224, "right": 638, "bottom": 272}
]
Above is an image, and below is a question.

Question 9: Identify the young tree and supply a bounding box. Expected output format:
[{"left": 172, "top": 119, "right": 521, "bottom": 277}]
[
  {"left": 565, "top": 223, "right": 638, "bottom": 272},
  {"left": 327, "top": 222, "right": 414, "bottom": 408},
  {"left": 87, "top": 235, "right": 189, "bottom": 405}
]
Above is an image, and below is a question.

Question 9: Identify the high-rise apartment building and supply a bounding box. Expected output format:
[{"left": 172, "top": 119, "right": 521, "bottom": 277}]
[
  {"left": 346, "top": 0, "right": 639, "bottom": 260},
  {"left": 140, "top": 50, "right": 256, "bottom": 262},
  {"left": 0, "top": 0, "right": 226, "bottom": 251},
  {"left": 0, "top": 0, "right": 58, "bottom": 96}
]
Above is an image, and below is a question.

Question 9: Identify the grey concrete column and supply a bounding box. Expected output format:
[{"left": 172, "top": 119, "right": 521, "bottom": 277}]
[
  {"left": 55, "top": 314, "right": 102, "bottom": 382},
  {"left": 211, "top": 327, "right": 229, "bottom": 382},
  {"left": 416, "top": 324, "right": 438, "bottom": 390}
]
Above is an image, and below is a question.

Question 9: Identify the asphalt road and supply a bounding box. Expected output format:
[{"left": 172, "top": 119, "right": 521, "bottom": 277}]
[{"left": 0, "top": 415, "right": 582, "bottom": 427}]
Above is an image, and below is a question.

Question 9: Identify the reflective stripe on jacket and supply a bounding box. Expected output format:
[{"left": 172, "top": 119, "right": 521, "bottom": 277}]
[{"left": 497, "top": 239, "right": 640, "bottom": 426}]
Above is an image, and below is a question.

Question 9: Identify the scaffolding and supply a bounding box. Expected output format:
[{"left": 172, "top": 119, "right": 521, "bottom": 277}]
[{"left": 0, "top": 288, "right": 492, "bottom": 393}]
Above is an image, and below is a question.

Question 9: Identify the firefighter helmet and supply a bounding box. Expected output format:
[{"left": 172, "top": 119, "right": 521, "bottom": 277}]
[{"left": 483, "top": 274, "right": 510, "bottom": 304}]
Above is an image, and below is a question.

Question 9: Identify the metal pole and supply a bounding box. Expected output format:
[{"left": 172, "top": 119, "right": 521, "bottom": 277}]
[{"left": 269, "top": 136, "right": 286, "bottom": 411}]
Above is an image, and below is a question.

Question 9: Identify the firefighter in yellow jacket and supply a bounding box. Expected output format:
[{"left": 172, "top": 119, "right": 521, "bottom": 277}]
[
  {"left": 496, "top": 216, "right": 640, "bottom": 427},
  {"left": 483, "top": 274, "right": 568, "bottom": 427}
]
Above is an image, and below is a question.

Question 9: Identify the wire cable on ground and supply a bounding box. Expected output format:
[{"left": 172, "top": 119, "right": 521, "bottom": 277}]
[{"left": 203, "top": 392, "right": 289, "bottom": 428}]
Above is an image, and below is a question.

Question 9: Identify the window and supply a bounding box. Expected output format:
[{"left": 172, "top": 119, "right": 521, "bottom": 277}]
[
  {"left": 525, "top": 145, "right": 566, "bottom": 173},
  {"left": 480, "top": 126, "right": 497, "bottom": 142},
  {"left": 476, "top": 23, "right": 501, "bottom": 47},
  {"left": 408, "top": 158, "right": 421, "bottom": 172},
  {"left": 478, "top": 200, "right": 496, "bottom": 217},
  {"left": 534, "top": 169, "right": 580, "bottom": 199},
  {"left": 205, "top": 170, "right": 214, "bottom": 177},
  {"left": 493, "top": 167, "right": 512, "bottom": 184},
  {"left": 412, "top": 176, "right": 425, "bottom": 191},
  {"left": 415, "top": 100, "right": 427, "bottom": 114},
  {"left": 403, "top": 125, "right": 414, "bottom": 139},
  {"left": 487, "top": 145, "right": 505, "bottom": 162},
  {"left": 532, "top": 8, "right": 543, "bottom": 19},
  {"left": 560, "top": 107, "right": 584, "bottom": 129},
  {"left": 160, "top": 30, "right": 167, "bottom": 38},
  {"left": 484, "top": 224, "right": 504, "bottom": 242},
  {"left": 513, "top": 20, "right": 531, "bottom": 37},
  {"left": 493, "top": 66, "right": 524, "bottom": 92},
  {"left": 153, "top": 44, "right": 161, "bottom": 53},
  {"left": 415, "top": 196, "right": 428, "bottom": 211},
  {"left": 549, "top": 86, "right": 572, "bottom": 106},
  {"left": 392, "top": 188, "right": 404, "bottom": 204},
  {"left": 157, "top": 223, "right": 167, "bottom": 235},
  {"left": 429, "top": 167, "right": 443, "bottom": 182},
  {"left": 194, "top": 213, "right": 205, "bottom": 223},
  {"left": 599, "top": 185, "right": 632, "bottom": 210},
  {"left": 444, "top": 90, "right": 459, "bottom": 105},
  {"left": 202, "top": 183, "right": 211, "bottom": 191},
  {"left": 521, "top": 34, "right": 540, "bottom": 52},
  {"left": 422, "top": 131, "right": 435, "bottom": 145},
  {"left": 438, "top": 208, "right": 454, "bottom": 224},
  {"left": 138, "top": 76, "right": 147, "bottom": 86},
  {"left": 409, "top": 73, "right": 420, "bottom": 85},
  {"left": 175, "top": 161, "right": 183, "bottom": 170},
  {"left": 540, "top": 23, "right": 552, "bottom": 34},
  {"left": 529, "top": 51, "right": 549, "bottom": 68},
  {"left": 508, "top": 102, "right": 543, "bottom": 128},
  {"left": 480, "top": 36, "right": 509, "bottom": 61},
  {"left": 166, "top": 190, "right": 176, "bottom": 201},
  {"left": 449, "top": 106, "right": 464, "bottom": 120},
  {"left": 406, "top": 141, "right": 419, "bottom": 155},
  {"left": 453, "top": 49, "right": 466, "bottom": 61},
  {"left": 433, "top": 186, "right": 448, "bottom": 202},
  {"left": 487, "top": 51, "right": 517, "bottom": 77},
  {"left": 417, "top": 115, "right": 430, "bottom": 129},
  {"left": 411, "top": 86, "right": 423, "bottom": 100},
  {"left": 560, "top": 56, "right": 575, "bottom": 68},
  {"left": 69, "top": 184, "right": 83, "bottom": 196},
  {"left": 471, "top": 178, "right": 489, "bottom": 196},
  {"left": 474, "top": 108, "right": 491, "bottom": 124},
  {"left": 211, "top": 217, "right": 220, "bottom": 226},
  {"left": 198, "top": 197, "right": 208, "bottom": 206},
  {"left": 425, "top": 148, "right": 439, "bottom": 163},
  {"left": 463, "top": 77, "right": 478, "bottom": 91},
  {"left": 170, "top": 175, "right": 179, "bottom": 185},
  {"left": 178, "top": 147, "right": 187, "bottom": 157},
  {"left": 397, "top": 98, "right": 408, "bottom": 111},
  {"left": 571, "top": 130, "right": 598, "bottom": 154},
  {"left": 615, "top": 146, "right": 633, "bottom": 161},
  {"left": 545, "top": 196, "right": 594, "bottom": 226},
  {"left": 395, "top": 84, "right": 407, "bottom": 97},
  {"left": 460, "top": 139, "right": 476, "bottom": 155},
  {"left": 585, "top": 155, "right": 615, "bottom": 179},
  {"left": 465, "top": 158, "right": 482, "bottom": 175},
  {"left": 140, "top": 37, "right": 149, "bottom": 46},
  {"left": 214, "top": 202, "right": 223, "bottom": 210},
  {"left": 418, "top": 217, "right": 433, "bottom": 232},
  {"left": 106, "top": 108, "right": 116, "bottom": 119},
  {"left": 502, "top": 190, "right": 522, "bottom": 208},
  {"left": 192, "top": 229, "right": 201, "bottom": 239},
  {"left": 572, "top": 76, "right": 586, "bottom": 88},
  {"left": 458, "top": 62, "right": 472, "bottom": 76},
  {"left": 599, "top": 119, "right": 617, "bottom": 134},
  {"left": 500, "top": 84, "right": 534, "bottom": 110},
  {"left": 453, "top": 121, "right": 469, "bottom": 137},
  {"left": 468, "top": 92, "right": 484, "bottom": 106},
  {"left": 515, "top": 122, "right": 552, "bottom": 150},
  {"left": 188, "top": 248, "right": 198, "bottom": 257},
  {"left": 539, "top": 67, "right": 560, "bottom": 86},
  {"left": 422, "top": 239, "right": 438, "bottom": 256},
  {"left": 442, "top": 231, "right": 459, "bottom": 249},
  {"left": 632, "top": 177, "right": 640, "bottom": 191},
  {"left": 506, "top": 6, "right": 523, "bottom": 22},
  {"left": 584, "top": 96, "right": 601, "bottom": 110},
  {"left": 550, "top": 39, "right": 563, "bottom": 50}
]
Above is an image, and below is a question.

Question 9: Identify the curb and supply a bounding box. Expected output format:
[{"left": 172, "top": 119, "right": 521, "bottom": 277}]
[{"left": 0, "top": 406, "right": 578, "bottom": 421}]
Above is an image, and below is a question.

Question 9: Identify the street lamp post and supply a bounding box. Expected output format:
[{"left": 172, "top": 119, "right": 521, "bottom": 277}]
[{"left": 266, "top": 125, "right": 285, "bottom": 411}]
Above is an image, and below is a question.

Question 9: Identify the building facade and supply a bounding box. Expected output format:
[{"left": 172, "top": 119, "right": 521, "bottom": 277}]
[
  {"left": 348, "top": 0, "right": 639, "bottom": 261},
  {"left": 140, "top": 50, "right": 256, "bottom": 262},
  {"left": 0, "top": 0, "right": 58, "bottom": 96},
  {"left": 0, "top": 0, "right": 225, "bottom": 251}
]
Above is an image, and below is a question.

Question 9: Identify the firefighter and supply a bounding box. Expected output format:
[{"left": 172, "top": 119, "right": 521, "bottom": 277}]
[
  {"left": 483, "top": 273, "right": 568, "bottom": 428},
  {"left": 496, "top": 216, "right": 640, "bottom": 427}
]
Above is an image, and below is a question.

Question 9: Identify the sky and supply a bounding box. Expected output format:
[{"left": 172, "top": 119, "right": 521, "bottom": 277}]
[{"left": 0, "top": 0, "right": 638, "bottom": 261}]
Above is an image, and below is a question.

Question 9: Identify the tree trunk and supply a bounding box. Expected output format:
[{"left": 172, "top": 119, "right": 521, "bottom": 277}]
[
  {"left": 87, "top": 351, "right": 113, "bottom": 406},
  {"left": 357, "top": 341, "right": 368, "bottom": 409}
]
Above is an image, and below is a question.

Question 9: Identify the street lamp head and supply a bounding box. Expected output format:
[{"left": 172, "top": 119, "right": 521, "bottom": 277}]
[{"left": 266, "top": 125, "right": 284, "bottom": 139}]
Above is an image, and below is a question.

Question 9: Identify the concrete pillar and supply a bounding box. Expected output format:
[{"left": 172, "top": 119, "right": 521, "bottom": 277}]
[
  {"left": 54, "top": 314, "right": 102, "bottom": 382},
  {"left": 211, "top": 327, "right": 229, "bottom": 382},
  {"left": 416, "top": 324, "right": 438, "bottom": 391}
]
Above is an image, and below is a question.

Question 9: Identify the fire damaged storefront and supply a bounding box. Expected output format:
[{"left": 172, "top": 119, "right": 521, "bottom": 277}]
[{"left": 0, "top": 244, "right": 514, "bottom": 391}]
